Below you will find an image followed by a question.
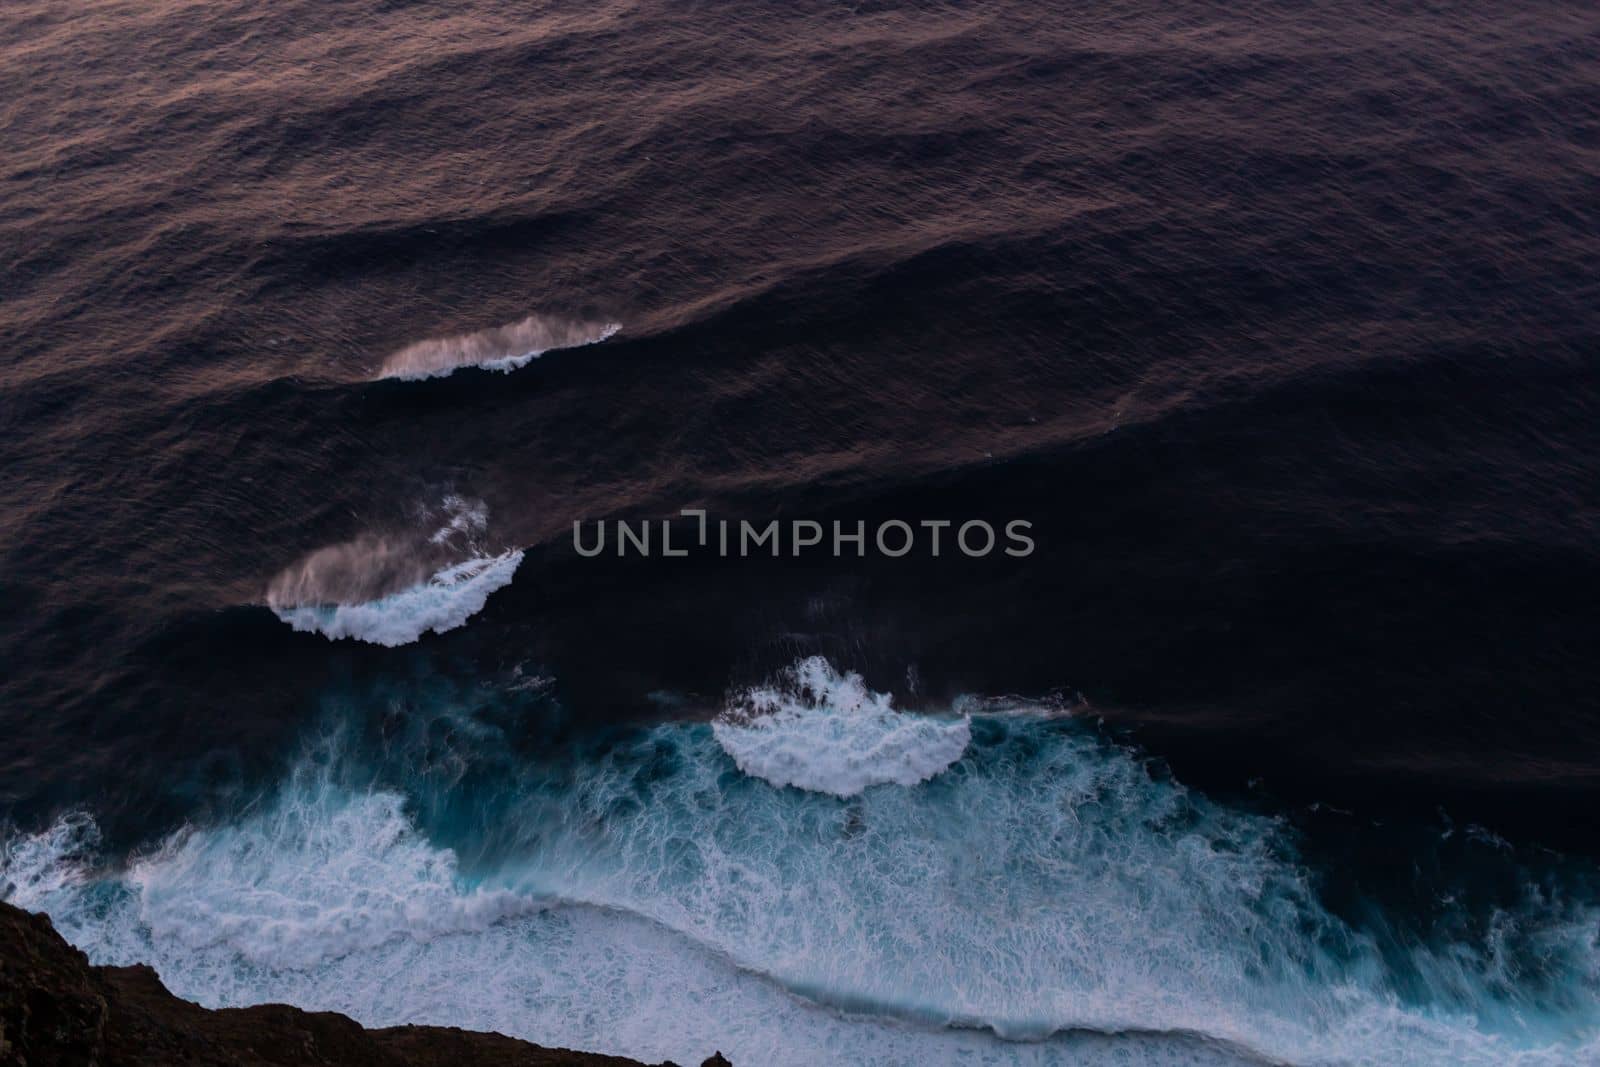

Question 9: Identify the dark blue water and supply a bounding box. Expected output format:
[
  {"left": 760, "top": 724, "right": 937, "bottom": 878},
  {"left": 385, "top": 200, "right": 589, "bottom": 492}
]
[{"left": 3, "top": 2, "right": 1599, "bottom": 1063}]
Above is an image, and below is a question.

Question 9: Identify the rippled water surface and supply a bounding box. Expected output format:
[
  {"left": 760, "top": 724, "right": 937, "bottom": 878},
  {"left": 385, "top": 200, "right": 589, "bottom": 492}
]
[{"left": 3, "top": 2, "right": 1599, "bottom": 1063}]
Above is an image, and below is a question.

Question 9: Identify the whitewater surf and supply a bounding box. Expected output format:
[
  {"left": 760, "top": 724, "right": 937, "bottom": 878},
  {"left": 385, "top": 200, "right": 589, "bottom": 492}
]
[{"left": 6, "top": 660, "right": 1595, "bottom": 1067}]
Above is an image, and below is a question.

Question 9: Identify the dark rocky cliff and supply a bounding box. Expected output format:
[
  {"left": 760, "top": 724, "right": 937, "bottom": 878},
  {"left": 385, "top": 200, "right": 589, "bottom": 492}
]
[{"left": 0, "top": 902, "right": 730, "bottom": 1067}]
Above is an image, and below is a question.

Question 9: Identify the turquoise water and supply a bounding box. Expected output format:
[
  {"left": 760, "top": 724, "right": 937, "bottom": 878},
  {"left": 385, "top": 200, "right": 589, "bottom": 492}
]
[{"left": 5, "top": 660, "right": 1598, "bottom": 1066}]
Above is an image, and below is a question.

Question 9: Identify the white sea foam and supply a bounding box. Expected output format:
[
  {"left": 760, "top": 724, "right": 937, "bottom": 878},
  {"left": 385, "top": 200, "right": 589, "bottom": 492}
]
[
  {"left": 270, "top": 549, "right": 522, "bottom": 647},
  {"left": 2, "top": 803, "right": 1249, "bottom": 1067},
  {"left": 377, "top": 314, "right": 620, "bottom": 381},
  {"left": 713, "top": 656, "right": 970, "bottom": 796},
  {"left": 6, "top": 660, "right": 1599, "bottom": 1067},
  {"left": 267, "top": 496, "right": 521, "bottom": 646},
  {"left": 0, "top": 811, "right": 99, "bottom": 901}
]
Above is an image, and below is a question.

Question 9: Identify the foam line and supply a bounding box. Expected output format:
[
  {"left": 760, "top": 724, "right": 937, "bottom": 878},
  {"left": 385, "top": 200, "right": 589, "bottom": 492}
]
[{"left": 377, "top": 315, "right": 620, "bottom": 381}]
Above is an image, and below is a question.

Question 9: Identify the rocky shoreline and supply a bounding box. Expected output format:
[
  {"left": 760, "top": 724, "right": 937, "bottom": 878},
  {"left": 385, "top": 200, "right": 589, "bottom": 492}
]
[{"left": 0, "top": 902, "right": 730, "bottom": 1067}]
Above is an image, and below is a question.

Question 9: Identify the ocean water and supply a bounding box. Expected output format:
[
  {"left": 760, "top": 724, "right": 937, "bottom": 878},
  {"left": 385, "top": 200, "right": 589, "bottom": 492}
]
[
  {"left": 3, "top": 1, "right": 1600, "bottom": 1063},
  {"left": 6, "top": 660, "right": 1598, "bottom": 1065}
]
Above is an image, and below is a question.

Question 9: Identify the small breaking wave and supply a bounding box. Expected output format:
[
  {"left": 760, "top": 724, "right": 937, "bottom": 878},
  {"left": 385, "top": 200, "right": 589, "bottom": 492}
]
[
  {"left": 270, "top": 550, "right": 522, "bottom": 647},
  {"left": 266, "top": 495, "right": 521, "bottom": 646},
  {"left": 376, "top": 314, "right": 620, "bottom": 381},
  {"left": 713, "top": 656, "right": 970, "bottom": 796}
]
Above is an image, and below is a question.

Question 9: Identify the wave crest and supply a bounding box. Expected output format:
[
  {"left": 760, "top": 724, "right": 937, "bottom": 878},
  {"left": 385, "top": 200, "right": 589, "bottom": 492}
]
[
  {"left": 265, "top": 496, "right": 520, "bottom": 646},
  {"left": 713, "top": 656, "right": 970, "bottom": 796},
  {"left": 377, "top": 314, "right": 620, "bottom": 381},
  {"left": 269, "top": 550, "right": 522, "bottom": 647}
]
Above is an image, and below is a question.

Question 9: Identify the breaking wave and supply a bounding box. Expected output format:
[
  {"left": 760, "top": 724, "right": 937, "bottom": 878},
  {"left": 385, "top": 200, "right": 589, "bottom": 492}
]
[
  {"left": 269, "top": 550, "right": 522, "bottom": 647},
  {"left": 5, "top": 660, "right": 1599, "bottom": 1066},
  {"left": 376, "top": 314, "right": 620, "bottom": 381},
  {"left": 713, "top": 656, "right": 971, "bottom": 796},
  {"left": 265, "top": 495, "right": 521, "bottom": 646}
]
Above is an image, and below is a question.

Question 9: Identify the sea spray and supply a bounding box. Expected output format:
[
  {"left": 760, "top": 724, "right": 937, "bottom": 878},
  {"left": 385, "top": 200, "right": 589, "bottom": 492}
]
[
  {"left": 377, "top": 314, "right": 620, "bottom": 381},
  {"left": 266, "top": 495, "right": 521, "bottom": 646},
  {"left": 270, "top": 549, "right": 523, "bottom": 646}
]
